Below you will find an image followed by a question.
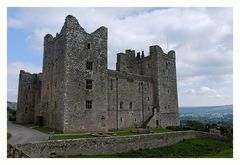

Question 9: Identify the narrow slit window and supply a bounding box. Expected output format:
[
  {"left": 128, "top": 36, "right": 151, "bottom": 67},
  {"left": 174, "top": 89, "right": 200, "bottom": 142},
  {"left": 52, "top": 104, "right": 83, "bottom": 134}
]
[
  {"left": 55, "top": 101, "right": 57, "bottom": 108},
  {"left": 129, "top": 102, "right": 132, "bottom": 109},
  {"left": 120, "top": 101, "right": 123, "bottom": 109},
  {"left": 110, "top": 79, "right": 113, "bottom": 90},
  {"left": 87, "top": 43, "right": 91, "bottom": 49}
]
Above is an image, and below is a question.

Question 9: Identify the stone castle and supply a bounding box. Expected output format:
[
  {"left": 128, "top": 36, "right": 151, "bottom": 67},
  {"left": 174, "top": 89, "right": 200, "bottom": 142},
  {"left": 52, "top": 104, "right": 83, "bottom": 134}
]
[{"left": 16, "top": 15, "right": 180, "bottom": 133}]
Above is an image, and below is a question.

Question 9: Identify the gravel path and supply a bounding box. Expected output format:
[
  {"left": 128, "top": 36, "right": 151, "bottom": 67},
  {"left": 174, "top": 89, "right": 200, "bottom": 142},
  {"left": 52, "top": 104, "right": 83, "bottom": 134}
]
[{"left": 7, "top": 121, "right": 49, "bottom": 145}]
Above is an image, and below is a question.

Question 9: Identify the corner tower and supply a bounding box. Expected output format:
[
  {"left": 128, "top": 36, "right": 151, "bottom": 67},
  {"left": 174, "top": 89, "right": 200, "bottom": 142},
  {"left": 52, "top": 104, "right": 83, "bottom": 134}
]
[{"left": 150, "top": 45, "right": 179, "bottom": 127}]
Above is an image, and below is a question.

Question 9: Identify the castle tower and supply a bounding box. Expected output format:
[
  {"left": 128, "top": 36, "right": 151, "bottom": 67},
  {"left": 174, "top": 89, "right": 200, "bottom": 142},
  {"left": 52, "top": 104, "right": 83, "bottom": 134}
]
[
  {"left": 150, "top": 45, "right": 179, "bottom": 127},
  {"left": 41, "top": 15, "right": 108, "bottom": 133},
  {"left": 16, "top": 70, "right": 42, "bottom": 124}
]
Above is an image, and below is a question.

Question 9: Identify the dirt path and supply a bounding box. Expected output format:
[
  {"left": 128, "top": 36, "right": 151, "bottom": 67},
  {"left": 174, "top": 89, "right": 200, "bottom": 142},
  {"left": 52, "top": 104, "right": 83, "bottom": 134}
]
[{"left": 7, "top": 121, "right": 49, "bottom": 145}]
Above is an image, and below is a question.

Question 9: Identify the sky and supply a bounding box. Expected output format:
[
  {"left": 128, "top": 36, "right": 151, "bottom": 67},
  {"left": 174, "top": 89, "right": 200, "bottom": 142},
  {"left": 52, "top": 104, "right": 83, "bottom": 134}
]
[{"left": 7, "top": 7, "right": 233, "bottom": 107}]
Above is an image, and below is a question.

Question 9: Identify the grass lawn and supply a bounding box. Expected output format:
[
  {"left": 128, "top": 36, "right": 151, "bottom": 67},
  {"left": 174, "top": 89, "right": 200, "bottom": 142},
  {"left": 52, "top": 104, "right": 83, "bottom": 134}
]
[
  {"left": 35, "top": 127, "right": 62, "bottom": 134},
  {"left": 113, "top": 128, "right": 172, "bottom": 136},
  {"left": 7, "top": 133, "right": 11, "bottom": 140},
  {"left": 113, "top": 130, "right": 142, "bottom": 136},
  {"left": 151, "top": 128, "right": 173, "bottom": 133},
  {"left": 49, "top": 134, "right": 94, "bottom": 140},
  {"left": 49, "top": 128, "right": 174, "bottom": 140},
  {"left": 19, "top": 123, "right": 63, "bottom": 134},
  {"left": 206, "top": 149, "right": 233, "bottom": 158},
  {"left": 64, "top": 138, "right": 232, "bottom": 158}
]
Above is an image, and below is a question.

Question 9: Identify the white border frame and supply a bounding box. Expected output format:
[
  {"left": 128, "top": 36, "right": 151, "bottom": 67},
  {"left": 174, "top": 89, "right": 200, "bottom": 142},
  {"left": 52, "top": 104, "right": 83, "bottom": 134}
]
[{"left": 0, "top": 0, "right": 238, "bottom": 164}]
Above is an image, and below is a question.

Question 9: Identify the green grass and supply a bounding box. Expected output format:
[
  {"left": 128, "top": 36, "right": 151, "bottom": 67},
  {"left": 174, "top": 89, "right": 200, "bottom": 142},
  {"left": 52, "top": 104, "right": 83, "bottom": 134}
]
[
  {"left": 49, "top": 134, "right": 94, "bottom": 140},
  {"left": 49, "top": 128, "right": 174, "bottom": 140},
  {"left": 113, "top": 130, "right": 142, "bottom": 136},
  {"left": 35, "top": 127, "right": 62, "bottom": 134},
  {"left": 151, "top": 128, "right": 173, "bottom": 133},
  {"left": 19, "top": 123, "right": 62, "bottom": 134},
  {"left": 64, "top": 138, "right": 232, "bottom": 158},
  {"left": 112, "top": 128, "right": 172, "bottom": 136},
  {"left": 7, "top": 133, "right": 11, "bottom": 140},
  {"left": 206, "top": 149, "right": 233, "bottom": 158}
]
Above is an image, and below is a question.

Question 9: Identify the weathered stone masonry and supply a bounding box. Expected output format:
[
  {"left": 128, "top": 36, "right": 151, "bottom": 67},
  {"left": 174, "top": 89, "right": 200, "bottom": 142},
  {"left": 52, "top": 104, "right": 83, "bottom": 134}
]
[
  {"left": 14, "top": 131, "right": 227, "bottom": 158},
  {"left": 16, "top": 15, "right": 180, "bottom": 133}
]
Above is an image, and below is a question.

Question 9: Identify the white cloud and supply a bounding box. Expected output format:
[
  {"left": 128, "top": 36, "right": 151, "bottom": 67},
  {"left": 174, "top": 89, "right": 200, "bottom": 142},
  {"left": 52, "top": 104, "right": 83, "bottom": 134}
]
[
  {"left": 185, "top": 86, "right": 223, "bottom": 99},
  {"left": 8, "top": 7, "right": 232, "bottom": 106}
]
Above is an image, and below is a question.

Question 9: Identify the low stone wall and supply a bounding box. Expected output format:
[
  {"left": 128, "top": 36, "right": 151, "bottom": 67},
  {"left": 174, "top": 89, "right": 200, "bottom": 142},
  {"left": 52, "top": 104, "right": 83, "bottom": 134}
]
[
  {"left": 7, "top": 144, "right": 30, "bottom": 158},
  {"left": 16, "top": 131, "right": 226, "bottom": 158}
]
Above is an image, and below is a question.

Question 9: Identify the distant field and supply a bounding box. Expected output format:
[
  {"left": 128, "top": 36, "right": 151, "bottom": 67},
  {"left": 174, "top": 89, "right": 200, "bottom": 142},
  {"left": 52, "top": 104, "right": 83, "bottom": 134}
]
[
  {"left": 179, "top": 105, "right": 233, "bottom": 128},
  {"left": 63, "top": 138, "right": 232, "bottom": 158}
]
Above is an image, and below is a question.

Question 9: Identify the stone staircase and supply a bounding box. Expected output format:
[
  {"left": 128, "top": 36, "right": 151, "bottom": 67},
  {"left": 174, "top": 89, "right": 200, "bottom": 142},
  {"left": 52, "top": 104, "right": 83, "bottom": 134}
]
[{"left": 140, "top": 114, "right": 154, "bottom": 128}]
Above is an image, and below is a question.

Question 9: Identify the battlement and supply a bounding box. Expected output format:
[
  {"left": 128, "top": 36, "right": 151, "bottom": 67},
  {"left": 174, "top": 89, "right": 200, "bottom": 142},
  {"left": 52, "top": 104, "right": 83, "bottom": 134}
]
[{"left": 44, "top": 15, "right": 107, "bottom": 49}]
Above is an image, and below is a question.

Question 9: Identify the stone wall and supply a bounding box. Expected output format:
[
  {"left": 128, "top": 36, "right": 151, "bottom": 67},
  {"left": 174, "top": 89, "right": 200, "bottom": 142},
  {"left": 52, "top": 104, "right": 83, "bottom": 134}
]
[
  {"left": 16, "top": 131, "right": 226, "bottom": 158},
  {"left": 107, "top": 70, "right": 154, "bottom": 130},
  {"left": 7, "top": 144, "right": 29, "bottom": 158}
]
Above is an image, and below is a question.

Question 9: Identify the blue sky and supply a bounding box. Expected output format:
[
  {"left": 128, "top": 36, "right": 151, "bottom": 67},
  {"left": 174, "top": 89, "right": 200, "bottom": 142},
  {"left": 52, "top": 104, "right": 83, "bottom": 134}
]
[{"left": 7, "top": 7, "right": 233, "bottom": 106}]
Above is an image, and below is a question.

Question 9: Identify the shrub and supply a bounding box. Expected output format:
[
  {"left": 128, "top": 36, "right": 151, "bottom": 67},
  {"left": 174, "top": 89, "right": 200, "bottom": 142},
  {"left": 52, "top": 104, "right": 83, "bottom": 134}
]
[{"left": 9, "top": 115, "right": 16, "bottom": 121}]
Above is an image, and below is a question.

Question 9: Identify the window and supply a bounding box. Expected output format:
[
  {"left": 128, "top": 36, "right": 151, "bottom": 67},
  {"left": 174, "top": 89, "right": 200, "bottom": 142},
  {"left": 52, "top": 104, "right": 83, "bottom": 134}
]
[
  {"left": 86, "top": 79, "right": 93, "bottom": 89},
  {"left": 129, "top": 102, "right": 132, "bottom": 109},
  {"left": 55, "top": 82, "right": 57, "bottom": 88},
  {"left": 25, "top": 107, "right": 27, "bottom": 113},
  {"left": 120, "top": 117, "right": 123, "bottom": 122},
  {"left": 26, "top": 95, "right": 28, "bottom": 100},
  {"left": 86, "top": 100, "right": 92, "bottom": 109},
  {"left": 120, "top": 101, "right": 123, "bottom": 109},
  {"left": 86, "top": 61, "right": 93, "bottom": 70},
  {"left": 166, "top": 62, "right": 169, "bottom": 69},
  {"left": 147, "top": 97, "right": 150, "bottom": 101},
  {"left": 87, "top": 43, "right": 91, "bottom": 49},
  {"left": 28, "top": 85, "right": 30, "bottom": 90},
  {"left": 54, "top": 101, "right": 57, "bottom": 108},
  {"left": 138, "top": 82, "right": 141, "bottom": 92},
  {"left": 110, "top": 79, "right": 113, "bottom": 90}
]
